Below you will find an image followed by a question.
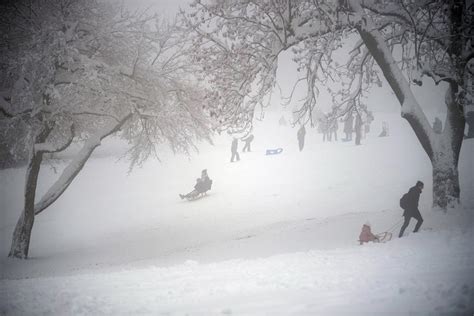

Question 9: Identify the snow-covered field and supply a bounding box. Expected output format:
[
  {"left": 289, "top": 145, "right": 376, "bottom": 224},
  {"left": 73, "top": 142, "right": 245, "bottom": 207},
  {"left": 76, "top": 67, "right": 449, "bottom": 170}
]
[{"left": 1, "top": 112, "right": 473, "bottom": 315}]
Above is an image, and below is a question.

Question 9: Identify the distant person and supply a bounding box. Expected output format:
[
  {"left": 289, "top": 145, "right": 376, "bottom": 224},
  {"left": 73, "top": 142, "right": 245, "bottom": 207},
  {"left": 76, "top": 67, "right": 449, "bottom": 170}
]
[
  {"left": 328, "top": 118, "right": 338, "bottom": 141},
  {"left": 242, "top": 134, "right": 254, "bottom": 152},
  {"left": 230, "top": 137, "right": 240, "bottom": 162},
  {"left": 378, "top": 121, "right": 389, "bottom": 137},
  {"left": 297, "top": 125, "right": 306, "bottom": 151},
  {"left": 327, "top": 106, "right": 338, "bottom": 141},
  {"left": 343, "top": 112, "right": 354, "bottom": 141},
  {"left": 399, "top": 181, "right": 424, "bottom": 238},
  {"left": 318, "top": 115, "right": 329, "bottom": 142},
  {"left": 433, "top": 117, "right": 442, "bottom": 134},
  {"left": 354, "top": 113, "right": 363, "bottom": 145},
  {"left": 365, "top": 111, "right": 374, "bottom": 134},
  {"left": 359, "top": 223, "right": 379, "bottom": 245}
]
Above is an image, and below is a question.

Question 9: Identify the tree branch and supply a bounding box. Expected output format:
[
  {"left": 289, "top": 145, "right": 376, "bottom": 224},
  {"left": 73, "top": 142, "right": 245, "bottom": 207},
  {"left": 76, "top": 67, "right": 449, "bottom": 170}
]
[{"left": 34, "top": 113, "right": 132, "bottom": 215}]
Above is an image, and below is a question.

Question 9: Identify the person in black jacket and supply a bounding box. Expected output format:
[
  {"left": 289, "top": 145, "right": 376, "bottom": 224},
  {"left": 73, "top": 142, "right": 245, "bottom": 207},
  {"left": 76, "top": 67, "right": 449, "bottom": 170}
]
[{"left": 399, "top": 181, "right": 424, "bottom": 237}]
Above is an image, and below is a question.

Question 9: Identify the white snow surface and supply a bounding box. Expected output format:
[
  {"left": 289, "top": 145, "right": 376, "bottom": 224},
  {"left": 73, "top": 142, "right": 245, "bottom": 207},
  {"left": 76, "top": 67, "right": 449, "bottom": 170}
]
[{"left": 1, "top": 112, "right": 473, "bottom": 315}]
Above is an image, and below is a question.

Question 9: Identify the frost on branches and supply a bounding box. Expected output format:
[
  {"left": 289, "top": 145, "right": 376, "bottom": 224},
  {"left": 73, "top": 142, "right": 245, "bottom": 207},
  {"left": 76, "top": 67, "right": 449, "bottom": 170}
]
[
  {"left": 0, "top": 0, "right": 212, "bottom": 259},
  {"left": 184, "top": 0, "right": 473, "bottom": 210}
]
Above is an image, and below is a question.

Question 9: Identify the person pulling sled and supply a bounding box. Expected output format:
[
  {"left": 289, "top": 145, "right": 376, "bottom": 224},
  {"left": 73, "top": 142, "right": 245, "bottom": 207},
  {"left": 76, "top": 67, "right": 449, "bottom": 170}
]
[{"left": 179, "top": 169, "right": 213, "bottom": 201}]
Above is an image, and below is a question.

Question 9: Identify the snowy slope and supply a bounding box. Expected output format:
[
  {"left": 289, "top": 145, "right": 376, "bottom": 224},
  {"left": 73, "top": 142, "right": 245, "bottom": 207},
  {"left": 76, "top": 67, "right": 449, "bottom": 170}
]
[{"left": 1, "top": 112, "right": 473, "bottom": 315}]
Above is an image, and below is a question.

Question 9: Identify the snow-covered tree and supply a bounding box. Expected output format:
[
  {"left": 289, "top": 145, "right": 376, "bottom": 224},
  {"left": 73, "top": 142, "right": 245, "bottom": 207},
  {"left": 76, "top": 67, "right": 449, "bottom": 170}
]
[
  {"left": 1, "top": 0, "right": 211, "bottom": 259},
  {"left": 183, "top": 0, "right": 473, "bottom": 210}
]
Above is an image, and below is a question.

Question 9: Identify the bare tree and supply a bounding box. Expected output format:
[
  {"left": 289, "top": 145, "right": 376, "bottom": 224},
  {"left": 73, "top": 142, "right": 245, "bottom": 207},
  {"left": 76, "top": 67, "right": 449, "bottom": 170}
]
[
  {"left": 183, "top": 0, "right": 473, "bottom": 210},
  {"left": 1, "top": 0, "right": 211, "bottom": 259}
]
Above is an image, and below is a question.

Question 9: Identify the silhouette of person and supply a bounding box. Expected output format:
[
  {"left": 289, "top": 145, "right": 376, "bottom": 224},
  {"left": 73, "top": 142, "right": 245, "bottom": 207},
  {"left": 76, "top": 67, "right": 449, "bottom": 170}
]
[
  {"left": 242, "top": 134, "right": 254, "bottom": 152},
  {"left": 399, "top": 181, "right": 424, "bottom": 237},
  {"left": 231, "top": 138, "right": 240, "bottom": 162},
  {"left": 297, "top": 125, "right": 306, "bottom": 151}
]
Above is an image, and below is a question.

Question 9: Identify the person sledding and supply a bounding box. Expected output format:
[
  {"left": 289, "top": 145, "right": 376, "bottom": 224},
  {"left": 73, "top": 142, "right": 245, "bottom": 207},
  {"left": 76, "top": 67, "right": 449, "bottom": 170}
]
[
  {"left": 179, "top": 169, "right": 213, "bottom": 200},
  {"left": 358, "top": 222, "right": 392, "bottom": 245}
]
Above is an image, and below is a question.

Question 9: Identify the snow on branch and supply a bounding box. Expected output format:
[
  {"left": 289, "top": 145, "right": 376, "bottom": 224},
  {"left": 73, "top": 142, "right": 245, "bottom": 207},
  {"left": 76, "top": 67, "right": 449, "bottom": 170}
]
[
  {"left": 34, "top": 113, "right": 132, "bottom": 215},
  {"left": 34, "top": 123, "right": 75, "bottom": 154}
]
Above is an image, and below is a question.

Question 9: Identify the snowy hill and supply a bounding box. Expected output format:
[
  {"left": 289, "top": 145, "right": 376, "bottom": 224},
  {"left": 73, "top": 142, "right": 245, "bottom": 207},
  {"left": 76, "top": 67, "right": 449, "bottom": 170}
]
[{"left": 1, "top": 112, "right": 473, "bottom": 315}]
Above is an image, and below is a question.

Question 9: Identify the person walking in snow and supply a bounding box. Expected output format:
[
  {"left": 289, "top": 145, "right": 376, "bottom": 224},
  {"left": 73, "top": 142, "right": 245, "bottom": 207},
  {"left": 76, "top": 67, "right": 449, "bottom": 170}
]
[
  {"left": 297, "top": 125, "right": 306, "bottom": 151},
  {"left": 230, "top": 137, "right": 240, "bottom": 162},
  {"left": 399, "top": 181, "right": 424, "bottom": 238},
  {"left": 242, "top": 134, "right": 254, "bottom": 152}
]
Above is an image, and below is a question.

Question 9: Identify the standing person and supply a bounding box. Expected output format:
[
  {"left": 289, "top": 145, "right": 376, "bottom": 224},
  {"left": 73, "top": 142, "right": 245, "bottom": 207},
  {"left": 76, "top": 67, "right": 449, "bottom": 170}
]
[
  {"left": 343, "top": 111, "right": 354, "bottom": 141},
  {"left": 365, "top": 110, "right": 374, "bottom": 134},
  {"left": 379, "top": 121, "right": 389, "bottom": 137},
  {"left": 297, "top": 125, "right": 306, "bottom": 151},
  {"left": 399, "top": 181, "right": 424, "bottom": 238},
  {"left": 319, "top": 115, "right": 329, "bottom": 142},
  {"left": 354, "top": 113, "right": 363, "bottom": 145},
  {"left": 329, "top": 117, "right": 338, "bottom": 141},
  {"left": 230, "top": 137, "right": 240, "bottom": 162},
  {"left": 242, "top": 134, "right": 254, "bottom": 152}
]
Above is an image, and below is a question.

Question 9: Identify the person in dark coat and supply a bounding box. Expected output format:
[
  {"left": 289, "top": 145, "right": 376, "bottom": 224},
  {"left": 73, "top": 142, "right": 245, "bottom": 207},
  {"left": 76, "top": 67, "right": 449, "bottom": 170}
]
[
  {"left": 297, "top": 125, "right": 306, "bottom": 151},
  {"left": 242, "top": 134, "right": 254, "bottom": 152},
  {"left": 200, "top": 169, "right": 212, "bottom": 190},
  {"left": 343, "top": 112, "right": 354, "bottom": 141},
  {"left": 399, "top": 181, "right": 424, "bottom": 237},
  {"left": 354, "top": 113, "right": 363, "bottom": 145},
  {"left": 230, "top": 138, "right": 240, "bottom": 162}
]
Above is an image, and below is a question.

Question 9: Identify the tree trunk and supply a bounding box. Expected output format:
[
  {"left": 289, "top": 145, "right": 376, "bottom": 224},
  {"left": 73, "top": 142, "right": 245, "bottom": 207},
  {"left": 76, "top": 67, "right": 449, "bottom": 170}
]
[
  {"left": 8, "top": 127, "right": 50, "bottom": 259},
  {"left": 430, "top": 84, "right": 465, "bottom": 209},
  {"left": 348, "top": 0, "right": 465, "bottom": 210},
  {"left": 432, "top": 157, "right": 460, "bottom": 210}
]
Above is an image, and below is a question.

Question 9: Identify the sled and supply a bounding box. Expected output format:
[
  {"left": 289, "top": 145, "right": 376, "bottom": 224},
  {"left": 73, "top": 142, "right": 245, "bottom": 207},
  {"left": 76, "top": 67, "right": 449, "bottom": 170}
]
[
  {"left": 181, "top": 179, "right": 212, "bottom": 201},
  {"left": 358, "top": 231, "right": 392, "bottom": 245},
  {"left": 265, "top": 148, "right": 283, "bottom": 155},
  {"left": 184, "top": 191, "right": 210, "bottom": 201},
  {"left": 375, "top": 232, "right": 392, "bottom": 243}
]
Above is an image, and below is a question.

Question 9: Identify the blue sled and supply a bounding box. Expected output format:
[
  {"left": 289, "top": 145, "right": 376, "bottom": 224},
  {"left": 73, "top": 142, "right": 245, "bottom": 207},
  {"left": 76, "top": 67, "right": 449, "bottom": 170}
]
[{"left": 266, "top": 148, "right": 283, "bottom": 155}]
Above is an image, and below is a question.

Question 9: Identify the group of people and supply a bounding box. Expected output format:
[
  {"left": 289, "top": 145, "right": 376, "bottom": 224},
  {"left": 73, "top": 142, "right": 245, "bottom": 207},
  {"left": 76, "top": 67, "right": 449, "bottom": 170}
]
[
  {"left": 315, "top": 108, "right": 375, "bottom": 145},
  {"left": 182, "top": 168, "right": 425, "bottom": 245}
]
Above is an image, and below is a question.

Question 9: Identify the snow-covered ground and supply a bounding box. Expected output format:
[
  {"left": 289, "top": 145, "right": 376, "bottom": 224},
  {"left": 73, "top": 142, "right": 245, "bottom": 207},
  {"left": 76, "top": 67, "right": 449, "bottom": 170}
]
[{"left": 1, "top": 112, "right": 473, "bottom": 315}]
